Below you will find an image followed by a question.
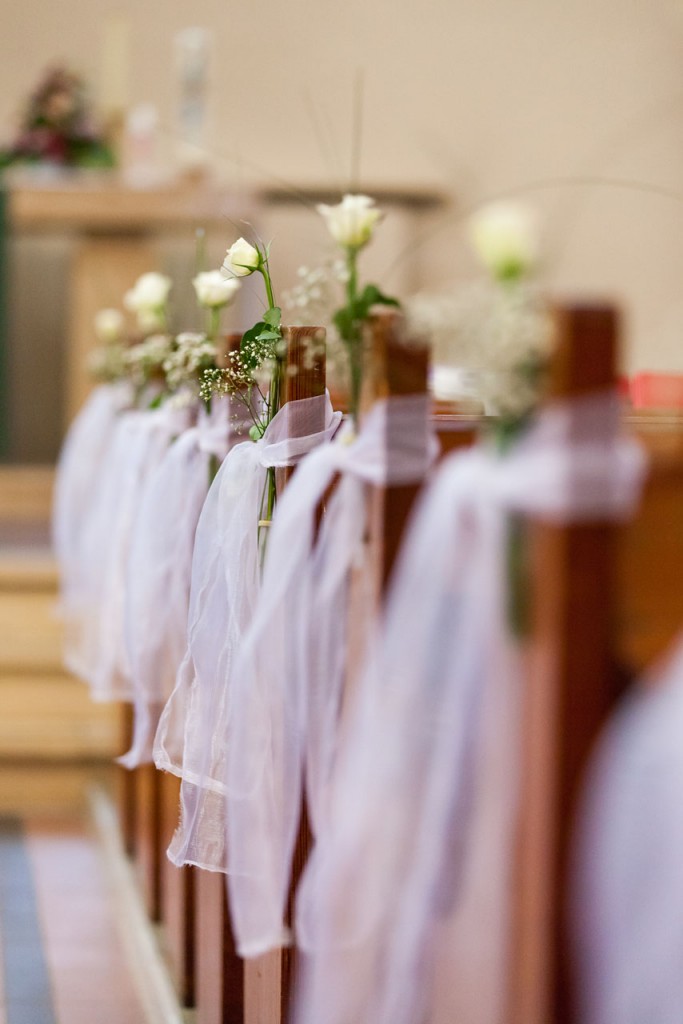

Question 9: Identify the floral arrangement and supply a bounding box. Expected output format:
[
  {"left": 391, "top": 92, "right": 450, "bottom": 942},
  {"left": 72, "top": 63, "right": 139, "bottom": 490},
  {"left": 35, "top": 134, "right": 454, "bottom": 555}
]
[
  {"left": 465, "top": 200, "right": 554, "bottom": 636},
  {"left": 467, "top": 201, "right": 553, "bottom": 439},
  {"left": 405, "top": 201, "right": 552, "bottom": 436},
  {"left": 0, "top": 66, "right": 115, "bottom": 171},
  {"left": 124, "top": 272, "right": 173, "bottom": 334},
  {"left": 317, "top": 194, "right": 399, "bottom": 427},
  {"left": 89, "top": 263, "right": 244, "bottom": 409},
  {"left": 88, "top": 309, "right": 127, "bottom": 383},
  {"left": 200, "top": 237, "right": 284, "bottom": 439}
]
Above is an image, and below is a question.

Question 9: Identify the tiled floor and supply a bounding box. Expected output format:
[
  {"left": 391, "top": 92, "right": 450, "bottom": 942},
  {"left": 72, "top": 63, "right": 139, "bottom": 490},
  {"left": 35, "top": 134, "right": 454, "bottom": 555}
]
[{"left": 0, "top": 764, "right": 152, "bottom": 1024}]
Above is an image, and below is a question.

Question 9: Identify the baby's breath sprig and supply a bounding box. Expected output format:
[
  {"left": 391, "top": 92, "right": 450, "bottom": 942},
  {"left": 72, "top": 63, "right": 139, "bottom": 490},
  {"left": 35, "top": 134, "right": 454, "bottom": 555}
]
[
  {"left": 124, "top": 333, "right": 176, "bottom": 404},
  {"left": 199, "top": 348, "right": 269, "bottom": 440},
  {"left": 163, "top": 332, "right": 217, "bottom": 392},
  {"left": 88, "top": 341, "right": 127, "bottom": 383}
]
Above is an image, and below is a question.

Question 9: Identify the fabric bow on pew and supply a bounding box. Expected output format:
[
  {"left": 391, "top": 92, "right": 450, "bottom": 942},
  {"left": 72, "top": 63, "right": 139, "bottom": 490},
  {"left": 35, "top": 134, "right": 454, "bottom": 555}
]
[
  {"left": 223, "top": 391, "right": 438, "bottom": 958},
  {"left": 120, "top": 393, "right": 254, "bottom": 769},
  {"left": 292, "top": 390, "right": 645, "bottom": 1024},
  {"left": 53, "top": 379, "right": 132, "bottom": 677},
  {"left": 154, "top": 390, "right": 341, "bottom": 870},
  {"left": 84, "top": 399, "right": 194, "bottom": 703},
  {"left": 573, "top": 634, "right": 683, "bottom": 1024}
]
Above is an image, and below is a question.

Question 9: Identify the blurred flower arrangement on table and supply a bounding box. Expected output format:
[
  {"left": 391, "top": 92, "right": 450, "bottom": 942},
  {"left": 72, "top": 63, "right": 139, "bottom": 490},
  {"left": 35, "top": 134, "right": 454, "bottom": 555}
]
[{"left": 0, "top": 66, "right": 115, "bottom": 171}]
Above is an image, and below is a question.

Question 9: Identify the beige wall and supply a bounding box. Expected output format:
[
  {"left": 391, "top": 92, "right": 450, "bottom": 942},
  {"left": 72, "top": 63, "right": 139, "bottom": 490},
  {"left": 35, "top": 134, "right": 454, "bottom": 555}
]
[{"left": 3, "top": 0, "right": 683, "bottom": 371}]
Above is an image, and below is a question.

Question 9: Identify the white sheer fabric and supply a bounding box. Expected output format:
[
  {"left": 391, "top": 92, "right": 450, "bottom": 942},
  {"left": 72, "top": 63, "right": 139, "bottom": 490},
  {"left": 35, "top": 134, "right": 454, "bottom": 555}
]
[
  {"left": 153, "top": 392, "right": 342, "bottom": 871},
  {"left": 293, "top": 392, "right": 646, "bottom": 1024},
  {"left": 85, "top": 400, "right": 193, "bottom": 702},
  {"left": 119, "top": 397, "right": 252, "bottom": 769},
  {"left": 224, "top": 394, "right": 438, "bottom": 957},
  {"left": 52, "top": 382, "right": 132, "bottom": 677},
  {"left": 572, "top": 633, "right": 683, "bottom": 1024}
]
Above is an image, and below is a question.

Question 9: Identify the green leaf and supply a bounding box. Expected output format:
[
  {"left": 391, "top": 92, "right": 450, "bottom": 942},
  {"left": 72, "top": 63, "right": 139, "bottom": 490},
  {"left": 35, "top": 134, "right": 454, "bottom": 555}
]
[
  {"left": 256, "top": 329, "right": 281, "bottom": 342},
  {"left": 333, "top": 307, "right": 356, "bottom": 340},
  {"left": 262, "top": 306, "right": 281, "bottom": 329},
  {"left": 355, "top": 283, "right": 400, "bottom": 320},
  {"left": 241, "top": 321, "right": 266, "bottom": 346}
]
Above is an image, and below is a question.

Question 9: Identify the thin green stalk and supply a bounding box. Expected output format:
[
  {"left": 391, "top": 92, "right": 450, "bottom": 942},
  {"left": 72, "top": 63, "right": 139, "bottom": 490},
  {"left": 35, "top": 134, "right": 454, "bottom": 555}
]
[
  {"left": 260, "top": 262, "right": 276, "bottom": 311},
  {"left": 207, "top": 306, "right": 221, "bottom": 340},
  {"left": 345, "top": 248, "right": 362, "bottom": 429}
]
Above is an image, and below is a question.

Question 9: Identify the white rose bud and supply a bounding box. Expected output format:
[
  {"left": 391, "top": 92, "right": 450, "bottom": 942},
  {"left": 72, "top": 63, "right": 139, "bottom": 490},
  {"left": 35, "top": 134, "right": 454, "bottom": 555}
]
[
  {"left": 193, "top": 270, "right": 241, "bottom": 308},
  {"left": 468, "top": 202, "right": 538, "bottom": 281},
  {"left": 124, "top": 271, "right": 173, "bottom": 312},
  {"left": 317, "top": 193, "right": 382, "bottom": 250},
  {"left": 221, "top": 238, "right": 261, "bottom": 278},
  {"left": 94, "top": 308, "right": 125, "bottom": 344}
]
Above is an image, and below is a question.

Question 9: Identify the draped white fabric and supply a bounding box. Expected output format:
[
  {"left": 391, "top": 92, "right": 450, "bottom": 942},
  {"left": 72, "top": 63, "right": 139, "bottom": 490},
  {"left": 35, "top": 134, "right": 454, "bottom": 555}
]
[
  {"left": 119, "top": 397, "right": 252, "bottom": 769},
  {"left": 293, "top": 393, "right": 646, "bottom": 1024},
  {"left": 84, "top": 400, "right": 193, "bottom": 702},
  {"left": 572, "top": 633, "right": 683, "bottom": 1024},
  {"left": 153, "top": 392, "right": 342, "bottom": 871},
  {"left": 223, "top": 394, "right": 438, "bottom": 957},
  {"left": 52, "top": 382, "right": 132, "bottom": 677}
]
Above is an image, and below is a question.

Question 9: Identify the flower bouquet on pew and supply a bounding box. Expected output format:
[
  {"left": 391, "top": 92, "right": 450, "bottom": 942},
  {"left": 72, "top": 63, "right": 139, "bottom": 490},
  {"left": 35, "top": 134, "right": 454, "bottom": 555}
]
[
  {"left": 317, "top": 194, "right": 400, "bottom": 429},
  {"left": 467, "top": 200, "right": 554, "bottom": 442},
  {"left": 200, "top": 236, "right": 287, "bottom": 539},
  {"left": 468, "top": 201, "right": 555, "bottom": 635},
  {"left": 280, "top": 194, "right": 400, "bottom": 426}
]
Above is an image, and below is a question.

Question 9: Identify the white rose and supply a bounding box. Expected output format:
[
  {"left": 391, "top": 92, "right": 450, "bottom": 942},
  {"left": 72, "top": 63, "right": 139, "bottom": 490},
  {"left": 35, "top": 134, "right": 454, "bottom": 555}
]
[
  {"left": 221, "top": 238, "right": 261, "bottom": 278},
  {"left": 124, "top": 271, "right": 173, "bottom": 312},
  {"left": 94, "top": 308, "right": 125, "bottom": 344},
  {"left": 193, "top": 270, "right": 241, "bottom": 308},
  {"left": 468, "top": 202, "right": 538, "bottom": 280},
  {"left": 317, "top": 193, "right": 382, "bottom": 249}
]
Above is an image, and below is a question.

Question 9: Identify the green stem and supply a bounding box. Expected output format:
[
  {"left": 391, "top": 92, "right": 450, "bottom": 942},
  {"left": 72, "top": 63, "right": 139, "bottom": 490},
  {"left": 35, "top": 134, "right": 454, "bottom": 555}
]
[
  {"left": 207, "top": 306, "right": 221, "bottom": 340},
  {"left": 260, "top": 263, "right": 276, "bottom": 311},
  {"left": 345, "top": 248, "right": 362, "bottom": 430}
]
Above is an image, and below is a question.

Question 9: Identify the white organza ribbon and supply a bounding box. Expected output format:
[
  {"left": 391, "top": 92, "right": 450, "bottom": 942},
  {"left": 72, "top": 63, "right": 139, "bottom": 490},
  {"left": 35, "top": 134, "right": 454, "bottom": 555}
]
[
  {"left": 293, "top": 392, "right": 646, "bottom": 1024},
  {"left": 85, "top": 400, "right": 193, "bottom": 702},
  {"left": 223, "top": 393, "right": 438, "bottom": 957},
  {"left": 153, "top": 391, "right": 342, "bottom": 871},
  {"left": 52, "top": 381, "right": 132, "bottom": 676},
  {"left": 572, "top": 633, "right": 683, "bottom": 1024},
  {"left": 119, "top": 397, "right": 252, "bottom": 769}
]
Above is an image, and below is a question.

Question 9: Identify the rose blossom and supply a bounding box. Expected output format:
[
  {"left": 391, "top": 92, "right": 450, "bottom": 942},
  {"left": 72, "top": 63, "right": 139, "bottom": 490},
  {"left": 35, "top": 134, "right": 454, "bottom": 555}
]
[
  {"left": 317, "top": 193, "right": 382, "bottom": 249},
  {"left": 468, "top": 202, "right": 538, "bottom": 280},
  {"left": 124, "top": 271, "right": 172, "bottom": 313},
  {"left": 221, "top": 238, "right": 261, "bottom": 278},
  {"left": 193, "top": 270, "right": 241, "bottom": 308},
  {"left": 94, "top": 308, "right": 125, "bottom": 344}
]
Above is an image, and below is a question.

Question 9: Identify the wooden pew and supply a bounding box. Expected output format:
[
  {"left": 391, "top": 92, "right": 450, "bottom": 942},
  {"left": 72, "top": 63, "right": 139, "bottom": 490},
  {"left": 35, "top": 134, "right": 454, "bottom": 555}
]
[
  {"left": 194, "top": 325, "right": 327, "bottom": 1024},
  {"left": 242, "top": 311, "right": 437, "bottom": 1024},
  {"left": 159, "top": 331, "right": 244, "bottom": 1009},
  {"left": 509, "top": 304, "right": 683, "bottom": 1024}
]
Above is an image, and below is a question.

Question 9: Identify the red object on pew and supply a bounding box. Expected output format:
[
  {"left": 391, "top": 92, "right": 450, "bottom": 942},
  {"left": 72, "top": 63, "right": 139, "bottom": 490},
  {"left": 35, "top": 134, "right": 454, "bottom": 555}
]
[{"left": 630, "top": 372, "right": 683, "bottom": 410}]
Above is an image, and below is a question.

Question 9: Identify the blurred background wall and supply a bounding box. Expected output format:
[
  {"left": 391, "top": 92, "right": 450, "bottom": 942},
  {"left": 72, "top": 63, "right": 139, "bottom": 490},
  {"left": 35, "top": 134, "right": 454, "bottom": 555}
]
[{"left": 2, "top": 0, "right": 683, "bottom": 461}]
